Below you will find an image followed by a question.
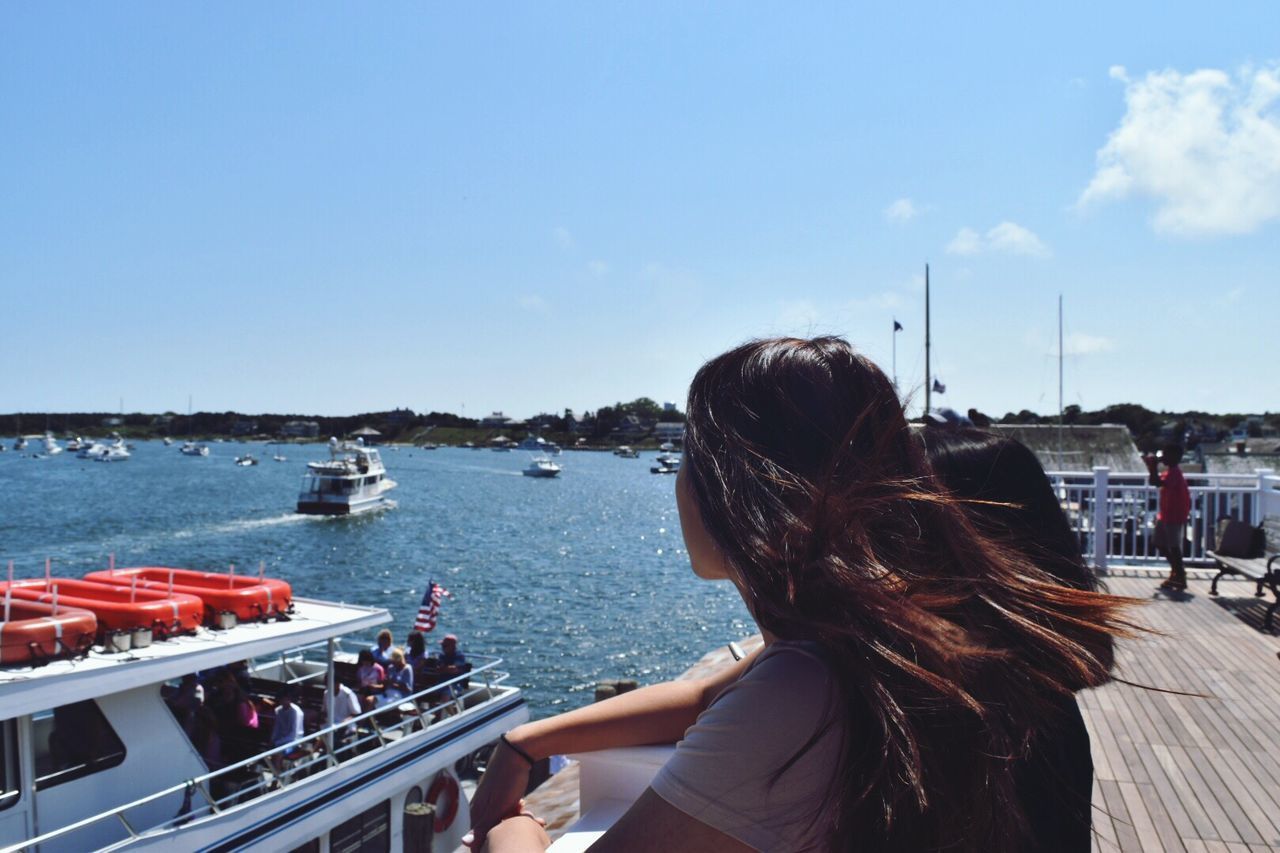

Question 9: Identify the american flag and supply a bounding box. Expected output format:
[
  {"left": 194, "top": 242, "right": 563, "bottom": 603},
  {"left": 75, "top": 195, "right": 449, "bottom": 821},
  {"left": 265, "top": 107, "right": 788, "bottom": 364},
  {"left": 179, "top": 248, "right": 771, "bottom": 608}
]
[{"left": 414, "top": 581, "right": 450, "bottom": 632}]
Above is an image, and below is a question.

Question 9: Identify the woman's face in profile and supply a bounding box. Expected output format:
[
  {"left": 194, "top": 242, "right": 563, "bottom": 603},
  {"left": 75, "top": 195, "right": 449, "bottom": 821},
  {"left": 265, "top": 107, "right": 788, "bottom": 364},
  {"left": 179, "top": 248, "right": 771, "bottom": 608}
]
[{"left": 676, "top": 463, "right": 732, "bottom": 581}]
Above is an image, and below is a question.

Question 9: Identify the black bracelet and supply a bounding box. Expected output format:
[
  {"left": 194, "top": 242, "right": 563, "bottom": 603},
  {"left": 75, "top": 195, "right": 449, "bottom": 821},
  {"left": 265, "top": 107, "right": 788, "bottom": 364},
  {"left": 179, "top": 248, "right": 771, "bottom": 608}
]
[{"left": 499, "top": 732, "right": 536, "bottom": 767}]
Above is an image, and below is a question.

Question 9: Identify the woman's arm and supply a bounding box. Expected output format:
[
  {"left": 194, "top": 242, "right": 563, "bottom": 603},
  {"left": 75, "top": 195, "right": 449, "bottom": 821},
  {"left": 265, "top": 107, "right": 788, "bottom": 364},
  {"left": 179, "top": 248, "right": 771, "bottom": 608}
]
[
  {"left": 465, "top": 646, "right": 760, "bottom": 849},
  {"left": 483, "top": 789, "right": 751, "bottom": 853}
]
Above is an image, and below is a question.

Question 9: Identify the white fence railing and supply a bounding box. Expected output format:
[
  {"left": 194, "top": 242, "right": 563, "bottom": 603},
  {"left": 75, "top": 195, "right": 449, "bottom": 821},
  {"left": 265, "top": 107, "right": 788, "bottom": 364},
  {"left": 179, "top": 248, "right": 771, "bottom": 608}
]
[{"left": 1044, "top": 468, "right": 1277, "bottom": 570}]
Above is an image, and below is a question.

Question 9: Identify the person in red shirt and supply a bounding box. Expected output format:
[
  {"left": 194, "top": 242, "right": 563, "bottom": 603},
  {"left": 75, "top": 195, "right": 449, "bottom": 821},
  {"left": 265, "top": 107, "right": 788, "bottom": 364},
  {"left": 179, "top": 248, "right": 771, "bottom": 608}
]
[{"left": 1145, "top": 444, "right": 1191, "bottom": 591}]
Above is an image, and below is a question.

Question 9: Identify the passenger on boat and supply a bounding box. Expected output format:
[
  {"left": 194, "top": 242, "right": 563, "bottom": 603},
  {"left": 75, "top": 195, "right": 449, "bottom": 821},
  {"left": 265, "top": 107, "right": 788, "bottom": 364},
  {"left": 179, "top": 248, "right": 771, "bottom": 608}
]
[
  {"left": 268, "top": 686, "right": 305, "bottom": 774},
  {"left": 466, "top": 337, "right": 1134, "bottom": 853},
  {"left": 370, "top": 628, "right": 394, "bottom": 667},
  {"left": 323, "top": 681, "right": 362, "bottom": 755},
  {"left": 355, "top": 649, "right": 386, "bottom": 711},
  {"left": 405, "top": 630, "right": 429, "bottom": 678},
  {"left": 164, "top": 674, "right": 205, "bottom": 738},
  {"left": 381, "top": 648, "right": 414, "bottom": 706}
]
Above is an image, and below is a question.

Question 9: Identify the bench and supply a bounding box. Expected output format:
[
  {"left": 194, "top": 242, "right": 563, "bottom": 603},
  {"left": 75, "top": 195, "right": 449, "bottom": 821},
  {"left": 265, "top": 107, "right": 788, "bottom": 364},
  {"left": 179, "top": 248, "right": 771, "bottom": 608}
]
[{"left": 1207, "top": 516, "right": 1280, "bottom": 628}]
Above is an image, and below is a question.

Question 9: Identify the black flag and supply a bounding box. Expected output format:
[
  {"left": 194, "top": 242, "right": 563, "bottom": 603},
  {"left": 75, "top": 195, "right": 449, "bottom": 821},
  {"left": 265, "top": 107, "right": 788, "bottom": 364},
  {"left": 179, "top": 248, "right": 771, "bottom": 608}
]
[
  {"left": 932, "top": 379, "right": 946, "bottom": 394},
  {"left": 893, "top": 320, "right": 903, "bottom": 332}
]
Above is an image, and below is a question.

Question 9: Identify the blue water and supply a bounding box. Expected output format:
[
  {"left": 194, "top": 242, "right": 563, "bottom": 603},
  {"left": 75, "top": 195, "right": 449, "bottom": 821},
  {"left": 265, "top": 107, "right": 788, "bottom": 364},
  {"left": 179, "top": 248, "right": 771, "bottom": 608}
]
[{"left": 0, "top": 443, "right": 753, "bottom": 715}]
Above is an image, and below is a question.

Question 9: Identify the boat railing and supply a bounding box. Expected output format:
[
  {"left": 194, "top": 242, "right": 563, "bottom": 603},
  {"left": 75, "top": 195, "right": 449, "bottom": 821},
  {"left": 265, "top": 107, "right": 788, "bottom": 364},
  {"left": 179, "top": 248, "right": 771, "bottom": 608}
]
[
  {"left": 2, "top": 654, "right": 515, "bottom": 853},
  {"left": 1042, "top": 467, "right": 1277, "bottom": 570}
]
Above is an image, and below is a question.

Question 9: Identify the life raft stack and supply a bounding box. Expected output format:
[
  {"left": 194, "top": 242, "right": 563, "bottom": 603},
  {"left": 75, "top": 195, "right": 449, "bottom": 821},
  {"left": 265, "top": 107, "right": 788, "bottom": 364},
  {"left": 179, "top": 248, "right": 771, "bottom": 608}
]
[
  {"left": 0, "top": 598, "right": 97, "bottom": 665},
  {"left": 0, "top": 579, "right": 204, "bottom": 645},
  {"left": 85, "top": 566, "right": 293, "bottom": 629}
]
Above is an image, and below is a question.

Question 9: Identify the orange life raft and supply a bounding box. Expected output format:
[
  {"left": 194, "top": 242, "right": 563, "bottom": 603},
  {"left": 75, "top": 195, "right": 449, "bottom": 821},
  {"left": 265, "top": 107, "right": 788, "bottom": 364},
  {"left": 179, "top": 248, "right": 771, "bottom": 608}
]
[
  {"left": 0, "top": 599, "right": 97, "bottom": 664},
  {"left": 0, "top": 578, "right": 204, "bottom": 638},
  {"left": 84, "top": 567, "right": 292, "bottom": 625}
]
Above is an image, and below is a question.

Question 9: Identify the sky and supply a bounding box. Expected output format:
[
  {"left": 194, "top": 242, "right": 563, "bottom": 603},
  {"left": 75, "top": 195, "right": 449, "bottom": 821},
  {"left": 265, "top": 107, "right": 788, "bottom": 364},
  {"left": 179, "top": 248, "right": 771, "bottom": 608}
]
[{"left": 2, "top": 4, "right": 1278, "bottom": 419}]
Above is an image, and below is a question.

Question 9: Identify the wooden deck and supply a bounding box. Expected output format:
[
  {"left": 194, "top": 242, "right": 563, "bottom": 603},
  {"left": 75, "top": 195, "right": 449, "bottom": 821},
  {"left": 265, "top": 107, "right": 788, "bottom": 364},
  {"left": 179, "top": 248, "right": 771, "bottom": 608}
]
[{"left": 1086, "top": 574, "right": 1280, "bottom": 852}]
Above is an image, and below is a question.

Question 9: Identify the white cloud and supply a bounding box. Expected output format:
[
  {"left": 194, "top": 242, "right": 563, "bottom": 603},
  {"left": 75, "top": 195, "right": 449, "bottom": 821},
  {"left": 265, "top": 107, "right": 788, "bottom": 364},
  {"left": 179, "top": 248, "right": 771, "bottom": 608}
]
[
  {"left": 1062, "top": 333, "right": 1116, "bottom": 356},
  {"left": 774, "top": 299, "right": 823, "bottom": 332},
  {"left": 946, "top": 227, "right": 983, "bottom": 255},
  {"left": 552, "top": 226, "right": 575, "bottom": 250},
  {"left": 1078, "top": 63, "right": 1280, "bottom": 236},
  {"left": 884, "top": 197, "right": 921, "bottom": 223},
  {"left": 587, "top": 260, "right": 609, "bottom": 277},
  {"left": 946, "top": 222, "right": 1049, "bottom": 258}
]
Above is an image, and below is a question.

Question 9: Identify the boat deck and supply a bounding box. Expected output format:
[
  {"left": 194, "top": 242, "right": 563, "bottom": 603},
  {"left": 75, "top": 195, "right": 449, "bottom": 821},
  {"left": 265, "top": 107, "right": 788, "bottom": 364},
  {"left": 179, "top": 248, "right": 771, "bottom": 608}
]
[
  {"left": 527, "top": 573, "right": 1280, "bottom": 852},
  {"left": 0, "top": 597, "right": 389, "bottom": 719}
]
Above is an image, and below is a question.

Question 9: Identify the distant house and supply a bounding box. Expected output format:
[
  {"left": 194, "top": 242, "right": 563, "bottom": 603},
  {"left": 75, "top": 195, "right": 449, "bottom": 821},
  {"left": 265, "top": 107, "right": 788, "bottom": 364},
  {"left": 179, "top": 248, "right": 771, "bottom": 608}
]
[
  {"left": 281, "top": 420, "right": 320, "bottom": 438},
  {"left": 102, "top": 417, "right": 124, "bottom": 427},
  {"left": 654, "top": 422, "right": 684, "bottom": 442},
  {"left": 613, "top": 414, "right": 649, "bottom": 440},
  {"left": 663, "top": 401, "right": 679, "bottom": 413},
  {"left": 1197, "top": 439, "right": 1280, "bottom": 475},
  {"left": 566, "top": 413, "right": 592, "bottom": 434},
  {"left": 481, "top": 411, "right": 513, "bottom": 428}
]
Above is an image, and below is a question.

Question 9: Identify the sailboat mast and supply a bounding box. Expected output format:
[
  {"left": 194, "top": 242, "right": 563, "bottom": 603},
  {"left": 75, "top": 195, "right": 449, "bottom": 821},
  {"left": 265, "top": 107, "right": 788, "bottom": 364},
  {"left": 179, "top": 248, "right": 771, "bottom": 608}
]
[
  {"left": 924, "top": 263, "right": 931, "bottom": 417},
  {"left": 1058, "top": 294, "right": 1064, "bottom": 466}
]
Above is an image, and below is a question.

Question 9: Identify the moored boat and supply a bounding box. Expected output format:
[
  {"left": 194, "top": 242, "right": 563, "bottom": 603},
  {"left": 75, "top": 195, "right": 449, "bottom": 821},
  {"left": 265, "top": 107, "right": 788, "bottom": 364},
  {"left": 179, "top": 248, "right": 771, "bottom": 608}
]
[{"left": 523, "top": 456, "right": 563, "bottom": 478}]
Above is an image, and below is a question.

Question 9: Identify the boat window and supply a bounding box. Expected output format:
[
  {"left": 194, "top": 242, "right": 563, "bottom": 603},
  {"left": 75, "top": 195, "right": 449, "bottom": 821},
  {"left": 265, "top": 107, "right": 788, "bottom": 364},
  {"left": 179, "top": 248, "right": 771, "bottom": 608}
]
[
  {"left": 0, "top": 720, "right": 18, "bottom": 811},
  {"left": 329, "top": 799, "right": 390, "bottom": 853},
  {"left": 288, "top": 841, "right": 320, "bottom": 853},
  {"left": 32, "top": 700, "right": 127, "bottom": 790}
]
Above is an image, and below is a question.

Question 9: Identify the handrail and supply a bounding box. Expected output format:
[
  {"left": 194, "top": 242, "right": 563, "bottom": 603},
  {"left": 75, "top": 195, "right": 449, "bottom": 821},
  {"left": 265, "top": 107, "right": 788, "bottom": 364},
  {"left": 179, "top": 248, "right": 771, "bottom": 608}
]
[{"left": 3, "top": 656, "right": 512, "bottom": 853}]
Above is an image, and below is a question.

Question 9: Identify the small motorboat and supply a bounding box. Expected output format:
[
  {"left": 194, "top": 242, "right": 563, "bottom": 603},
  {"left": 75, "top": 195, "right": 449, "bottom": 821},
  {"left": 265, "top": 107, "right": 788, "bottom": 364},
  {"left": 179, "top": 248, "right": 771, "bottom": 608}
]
[
  {"left": 614, "top": 446, "right": 639, "bottom": 459},
  {"left": 235, "top": 454, "right": 259, "bottom": 466},
  {"left": 77, "top": 441, "right": 108, "bottom": 459},
  {"left": 0, "top": 597, "right": 97, "bottom": 664},
  {"left": 650, "top": 452, "right": 681, "bottom": 474},
  {"left": 41, "top": 433, "right": 63, "bottom": 455},
  {"left": 85, "top": 566, "right": 293, "bottom": 626},
  {"left": 65, "top": 436, "right": 84, "bottom": 452},
  {"left": 523, "top": 456, "right": 562, "bottom": 478},
  {"left": 180, "top": 441, "right": 210, "bottom": 456},
  {"left": 13, "top": 436, "right": 28, "bottom": 451},
  {"left": 1, "top": 578, "right": 203, "bottom": 639},
  {"left": 162, "top": 436, "right": 174, "bottom": 446}
]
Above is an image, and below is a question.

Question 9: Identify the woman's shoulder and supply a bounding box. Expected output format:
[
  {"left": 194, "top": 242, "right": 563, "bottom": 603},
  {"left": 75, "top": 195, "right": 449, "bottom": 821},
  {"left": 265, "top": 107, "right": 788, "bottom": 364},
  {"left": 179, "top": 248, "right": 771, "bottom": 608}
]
[{"left": 740, "top": 640, "right": 833, "bottom": 690}]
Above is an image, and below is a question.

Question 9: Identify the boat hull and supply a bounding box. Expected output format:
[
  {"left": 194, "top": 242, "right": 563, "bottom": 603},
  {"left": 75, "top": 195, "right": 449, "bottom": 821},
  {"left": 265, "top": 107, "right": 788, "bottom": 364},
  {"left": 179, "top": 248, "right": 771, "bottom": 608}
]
[{"left": 296, "top": 497, "right": 395, "bottom": 516}]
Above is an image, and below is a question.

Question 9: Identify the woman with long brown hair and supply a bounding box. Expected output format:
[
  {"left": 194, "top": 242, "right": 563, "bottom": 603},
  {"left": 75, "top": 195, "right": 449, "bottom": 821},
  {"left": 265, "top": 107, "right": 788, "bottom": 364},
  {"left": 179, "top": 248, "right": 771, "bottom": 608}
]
[{"left": 466, "top": 337, "right": 1133, "bottom": 852}]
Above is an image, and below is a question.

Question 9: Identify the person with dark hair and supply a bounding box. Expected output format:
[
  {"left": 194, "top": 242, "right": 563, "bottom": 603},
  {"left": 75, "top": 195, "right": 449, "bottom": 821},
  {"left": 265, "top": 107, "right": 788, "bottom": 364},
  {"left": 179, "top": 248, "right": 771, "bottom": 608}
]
[
  {"left": 921, "top": 426, "right": 1112, "bottom": 851},
  {"left": 466, "top": 337, "right": 1134, "bottom": 853},
  {"left": 1145, "top": 444, "right": 1191, "bottom": 591}
]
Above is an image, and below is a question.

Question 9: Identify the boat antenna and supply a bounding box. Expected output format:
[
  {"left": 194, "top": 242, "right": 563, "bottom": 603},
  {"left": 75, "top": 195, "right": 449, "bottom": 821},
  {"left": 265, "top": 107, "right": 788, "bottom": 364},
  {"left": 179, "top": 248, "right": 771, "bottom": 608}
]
[
  {"left": 259, "top": 560, "right": 266, "bottom": 582},
  {"left": 109, "top": 552, "right": 115, "bottom": 574},
  {"left": 924, "top": 263, "right": 931, "bottom": 417}
]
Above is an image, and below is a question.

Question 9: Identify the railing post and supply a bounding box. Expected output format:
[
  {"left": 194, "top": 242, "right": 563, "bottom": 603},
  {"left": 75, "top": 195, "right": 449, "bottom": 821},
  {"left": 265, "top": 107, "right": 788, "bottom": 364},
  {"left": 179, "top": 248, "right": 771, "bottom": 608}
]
[
  {"left": 1093, "top": 467, "right": 1109, "bottom": 572},
  {"left": 1258, "top": 469, "right": 1276, "bottom": 523}
]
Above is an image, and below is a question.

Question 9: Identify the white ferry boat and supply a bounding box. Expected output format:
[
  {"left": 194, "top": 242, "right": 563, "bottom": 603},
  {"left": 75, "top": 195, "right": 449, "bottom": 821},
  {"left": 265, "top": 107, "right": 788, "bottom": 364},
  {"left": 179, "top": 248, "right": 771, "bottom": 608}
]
[
  {"left": 0, "top": 568, "right": 527, "bottom": 852},
  {"left": 296, "top": 439, "right": 397, "bottom": 516}
]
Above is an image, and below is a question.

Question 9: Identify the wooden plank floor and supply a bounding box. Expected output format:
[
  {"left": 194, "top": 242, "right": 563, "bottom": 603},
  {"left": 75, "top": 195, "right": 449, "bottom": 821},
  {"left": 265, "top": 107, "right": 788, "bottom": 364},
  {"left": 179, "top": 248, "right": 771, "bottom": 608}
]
[{"left": 1087, "top": 574, "right": 1280, "bottom": 852}]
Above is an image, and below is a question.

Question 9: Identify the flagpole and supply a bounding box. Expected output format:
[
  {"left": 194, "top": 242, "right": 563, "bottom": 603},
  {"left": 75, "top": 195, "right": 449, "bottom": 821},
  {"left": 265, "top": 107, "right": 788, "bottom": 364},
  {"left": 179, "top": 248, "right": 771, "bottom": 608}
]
[
  {"left": 892, "top": 320, "right": 898, "bottom": 391},
  {"left": 924, "top": 264, "right": 931, "bottom": 417}
]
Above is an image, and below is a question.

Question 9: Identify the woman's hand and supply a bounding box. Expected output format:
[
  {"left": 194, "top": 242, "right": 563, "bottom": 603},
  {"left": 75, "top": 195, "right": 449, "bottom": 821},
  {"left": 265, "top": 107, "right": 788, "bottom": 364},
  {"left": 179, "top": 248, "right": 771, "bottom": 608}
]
[
  {"left": 478, "top": 811, "right": 550, "bottom": 853},
  {"left": 462, "top": 740, "right": 534, "bottom": 849}
]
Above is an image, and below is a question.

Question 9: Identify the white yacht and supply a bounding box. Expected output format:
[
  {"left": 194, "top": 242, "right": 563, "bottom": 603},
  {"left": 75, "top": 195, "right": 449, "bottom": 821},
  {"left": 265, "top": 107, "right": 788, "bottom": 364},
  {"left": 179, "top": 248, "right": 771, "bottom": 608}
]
[
  {"left": 297, "top": 438, "right": 397, "bottom": 515},
  {"left": 13, "top": 436, "right": 28, "bottom": 451},
  {"left": 64, "top": 437, "right": 84, "bottom": 453},
  {"left": 235, "top": 454, "right": 259, "bottom": 467},
  {"left": 613, "top": 446, "right": 639, "bottom": 459},
  {"left": 522, "top": 456, "right": 563, "bottom": 478},
  {"left": 162, "top": 437, "right": 174, "bottom": 447},
  {"left": 96, "top": 440, "right": 131, "bottom": 462},
  {"left": 0, "top": 574, "right": 526, "bottom": 852},
  {"left": 180, "top": 441, "right": 210, "bottom": 457},
  {"left": 41, "top": 433, "right": 63, "bottom": 456},
  {"left": 650, "top": 452, "right": 681, "bottom": 474},
  {"left": 77, "top": 442, "right": 109, "bottom": 460}
]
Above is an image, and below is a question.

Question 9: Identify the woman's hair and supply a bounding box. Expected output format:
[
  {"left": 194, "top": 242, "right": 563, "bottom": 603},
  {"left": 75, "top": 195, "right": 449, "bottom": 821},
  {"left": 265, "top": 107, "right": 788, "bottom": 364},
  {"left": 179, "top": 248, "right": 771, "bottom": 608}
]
[
  {"left": 357, "top": 649, "right": 374, "bottom": 665},
  {"left": 390, "top": 648, "right": 405, "bottom": 666},
  {"left": 919, "top": 427, "right": 1099, "bottom": 592},
  {"left": 682, "top": 337, "right": 1134, "bottom": 853},
  {"left": 406, "top": 631, "right": 426, "bottom": 657},
  {"left": 376, "top": 628, "right": 392, "bottom": 645}
]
